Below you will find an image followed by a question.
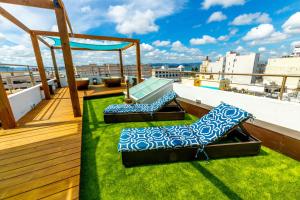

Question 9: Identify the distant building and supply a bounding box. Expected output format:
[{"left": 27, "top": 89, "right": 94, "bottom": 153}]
[
  {"left": 292, "top": 45, "right": 300, "bottom": 57},
  {"left": 223, "top": 51, "right": 261, "bottom": 85},
  {"left": 202, "top": 52, "right": 261, "bottom": 84},
  {"left": 154, "top": 67, "right": 182, "bottom": 81},
  {"left": 76, "top": 64, "right": 152, "bottom": 80},
  {"left": 264, "top": 57, "right": 300, "bottom": 88}
]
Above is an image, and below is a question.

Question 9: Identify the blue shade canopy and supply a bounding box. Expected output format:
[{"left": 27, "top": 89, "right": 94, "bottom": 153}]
[{"left": 47, "top": 37, "right": 131, "bottom": 51}]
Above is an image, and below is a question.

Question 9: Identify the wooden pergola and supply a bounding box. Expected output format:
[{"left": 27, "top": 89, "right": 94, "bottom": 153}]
[{"left": 0, "top": 0, "right": 142, "bottom": 129}]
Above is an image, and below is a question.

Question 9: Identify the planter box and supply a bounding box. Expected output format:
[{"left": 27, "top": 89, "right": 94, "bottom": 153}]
[
  {"left": 76, "top": 78, "right": 89, "bottom": 90},
  {"left": 102, "top": 77, "right": 122, "bottom": 87},
  {"left": 121, "top": 128, "right": 261, "bottom": 167},
  {"left": 104, "top": 105, "right": 185, "bottom": 123}
]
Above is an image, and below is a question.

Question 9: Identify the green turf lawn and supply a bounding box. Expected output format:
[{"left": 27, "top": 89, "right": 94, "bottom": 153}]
[{"left": 80, "top": 96, "right": 300, "bottom": 200}]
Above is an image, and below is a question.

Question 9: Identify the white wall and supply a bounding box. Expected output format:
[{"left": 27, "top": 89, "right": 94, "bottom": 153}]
[
  {"left": 224, "top": 52, "right": 259, "bottom": 84},
  {"left": 173, "top": 83, "right": 300, "bottom": 132},
  {"left": 264, "top": 57, "right": 300, "bottom": 88},
  {"left": 8, "top": 79, "right": 56, "bottom": 121}
]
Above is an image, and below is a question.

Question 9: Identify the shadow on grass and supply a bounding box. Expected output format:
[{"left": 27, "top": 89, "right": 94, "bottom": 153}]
[
  {"left": 80, "top": 100, "right": 101, "bottom": 200},
  {"left": 191, "top": 162, "right": 242, "bottom": 200}
]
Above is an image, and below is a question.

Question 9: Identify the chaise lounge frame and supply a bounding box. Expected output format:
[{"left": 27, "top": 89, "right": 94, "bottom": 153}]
[
  {"left": 104, "top": 98, "right": 185, "bottom": 123},
  {"left": 121, "top": 122, "right": 261, "bottom": 167}
]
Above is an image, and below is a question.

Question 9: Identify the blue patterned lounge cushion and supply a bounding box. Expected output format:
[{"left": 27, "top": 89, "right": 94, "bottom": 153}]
[
  {"left": 118, "top": 103, "right": 252, "bottom": 152},
  {"left": 104, "top": 91, "right": 177, "bottom": 114}
]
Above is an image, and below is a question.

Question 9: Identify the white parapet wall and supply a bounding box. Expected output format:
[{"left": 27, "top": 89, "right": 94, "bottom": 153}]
[
  {"left": 173, "top": 83, "right": 300, "bottom": 132},
  {"left": 8, "top": 79, "right": 56, "bottom": 121}
]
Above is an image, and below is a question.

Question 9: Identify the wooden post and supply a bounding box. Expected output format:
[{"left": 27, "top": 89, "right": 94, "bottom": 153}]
[
  {"left": 135, "top": 41, "right": 142, "bottom": 83},
  {"left": 27, "top": 65, "right": 35, "bottom": 86},
  {"left": 50, "top": 47, "right": 61, "bottom": 88},
  {"left": 119, "top": 49, "right": 125, "bottom": 81},
  {"left": 279, "top": 75, "right": 287, "bottom": 100},
  {"left": 0, "top": 74, "right": 16, "bottom": 129},
  {"left": 30, "top": 32, "right": 51, "bottom": 100},
  {"left": 54, "top": 1, "right": 81, "bottom": 117}
]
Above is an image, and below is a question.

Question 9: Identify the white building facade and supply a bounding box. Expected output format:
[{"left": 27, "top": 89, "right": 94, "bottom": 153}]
[
  {"left": 264, "top": 57, "right": 300, "bottom": 88},
  {"left": 204, "top": 52, "right": 261, "bottom": 85},
  {"left": 224, "top": 52, "right": 260, "bottom": 85}
]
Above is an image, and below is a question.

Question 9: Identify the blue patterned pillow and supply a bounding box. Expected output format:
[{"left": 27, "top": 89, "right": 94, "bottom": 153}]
[
  {"left": 150, "top": 91, "right": 177, "bottom": 112},
  {"left": 190, "top": 103, "right": 252, "bottom": 145},
  {"left": 104, "top": 104, "right": 152, "bottom": 113},
  {"left": 118, "top": 125, "right": 202, "bottom": 152},
  {"left": 104, "top": 91, "right": 177, "bottom": 114}
]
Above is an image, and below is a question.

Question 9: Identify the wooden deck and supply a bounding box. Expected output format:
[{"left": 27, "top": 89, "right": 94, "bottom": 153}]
[{"left": 0, "top": 86, "right": 125, "bottom": 199}]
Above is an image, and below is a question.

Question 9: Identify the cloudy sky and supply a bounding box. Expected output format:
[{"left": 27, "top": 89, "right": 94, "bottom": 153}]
[{"left": 0, "top": 0, "right": 300, "bottom": 67}]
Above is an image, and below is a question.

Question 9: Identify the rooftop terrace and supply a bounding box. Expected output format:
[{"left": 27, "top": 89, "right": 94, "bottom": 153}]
[{"left": 0, "top": 85, "right": 299, "bottom": 199}]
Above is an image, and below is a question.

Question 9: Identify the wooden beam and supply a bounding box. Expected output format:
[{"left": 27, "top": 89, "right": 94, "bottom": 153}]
[
  {"left": 0, "top": 0, "right": 54, "bottom": 9},
  {"left": 30, "top": 32, "right": 51, "bottom": 100},
  {"left": 57, "top": 0, "right": 73, "bottom": 35},
  {"left": 0, "top": 6, "right": 30, "bottom": 33},
  {"left": 32, "top": 30, "right": 139, "bottom": 43},
  {"left": 279, "top": 75, "right": 287, "bottom": 100},
  {"left": 38, "top": 36, "right": 51, "bottom": 48},
  {"left": 54, "top": 4, "right": 81, "bottom": 117},
  {"left": 135, "top": 41, "right": 142, "bottom": 83},
  {"left": 50, "top": 47, "right": 61, "bottom": 88},
  {"left": 0, "top": 73, "right": 16, "bottom": 129},
  {"left": 122, "top": 42, "right": 135, "bottom": 51},
  {"left": 119, "top": 49, "right": 124, "bottom": 80}
]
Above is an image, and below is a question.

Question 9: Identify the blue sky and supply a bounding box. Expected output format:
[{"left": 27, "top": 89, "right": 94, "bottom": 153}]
[{"left": 0, "top": 0, "right": 300, "bottom": 66}]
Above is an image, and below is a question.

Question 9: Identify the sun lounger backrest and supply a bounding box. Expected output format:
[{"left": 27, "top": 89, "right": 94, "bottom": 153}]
[
  {"left": 150, "top": 91, "right": 177, "bottom": 112},
  {"left": 190, "top": 103, "right": 252, "bottom": 145}
]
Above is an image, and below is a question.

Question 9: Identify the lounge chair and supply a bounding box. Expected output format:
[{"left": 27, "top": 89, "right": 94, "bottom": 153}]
[
  {"left": 118, "top": 103, "right": 261, "bottom": 167},
  {"left": 103, "top": 91, "right": 185, "bottom": 123}
]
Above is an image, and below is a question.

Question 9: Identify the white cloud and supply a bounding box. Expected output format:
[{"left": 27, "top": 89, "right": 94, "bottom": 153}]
[
  {"left": 152, "top": 40, "right": 171, "bottom": 47},
  {"left": 258, "top": 47, "right": 266, "bottom": 52},
  {"left": 236, "top": 46, "right": 245, "bottom": 52},
  {"left": 243, "top": 24, "right": 287, "bottom": 45},
  {"left": 207, "top": 11, "right": 227, "bottom": 23},
  {"left": 282, "top": 12, "right": 300, "bottom": 34},
  {"left": 0, "top": 32, "right": 5, "bottom": 41},
  {"left": 229, "top": 28, "right": 238, "bottom": 36},
  {"left": 141, "top": 43, "right": 154, "bottom": 51},
  {"left": 276, "top": 6, "right": 291, "bottom": 15},
  {"left": 190, "top": 35, "right": 217, "bottom": 45},
  {"left": 51, "top": 25, "right": 58, "bottom": 32},
  {"left": 243, "top": 24, "right": 275, "bottom": 41},
  {"left": 291, "top": 41, "right": 300, "bottom": 47},
  {"left": 202, "top": 0, "right": 245, "bottom": 9},
  {"left": 81, "top": 6, "right": 92, "bottom": 13},
  {"left": 217, "top": 35, "right": 229, "bottom": 41},
  {"left": 231, "top": 13, "right": 271, "bottom": 25},
  {"left": 171, "top": 40, "right": 201, "bottom": 54},
  {"left": 107, "top": 0, "right": 186, "bottom": 35}
]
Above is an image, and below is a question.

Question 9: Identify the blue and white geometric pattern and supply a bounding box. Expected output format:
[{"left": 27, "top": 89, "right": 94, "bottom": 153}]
[
  {"left": 104, "top": 91, "right": 177, "bottom": 114},
  {"left": 118, "top": 103, "right": 252, "bottom": 152}
]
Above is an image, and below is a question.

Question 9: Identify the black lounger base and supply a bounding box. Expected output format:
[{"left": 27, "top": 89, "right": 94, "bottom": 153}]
[
  {"left": 121, "top": 129, "right": 261, "bottom": 167},
  {"left": 104, "top": 105, "right": 185, "bottom": 123}
]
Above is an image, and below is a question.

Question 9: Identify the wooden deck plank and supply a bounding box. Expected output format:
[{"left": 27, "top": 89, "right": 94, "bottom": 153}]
[
  {"left": 0, "top": 159, "right": 80, "bottom": 190},
  {"left": 0, "top": 134, "right": 79, "bottom": 159},
  {"left": 6, "top": 176, "right": 80, "bottom": 200},
  {"left": 0, "top": 139, "right": 80, "bottom": 165},
  {"left": 0, "top": 153, "right": 80, "bottom": 181},
  {"left": 0, "top": 86, "right": 121, "bottom": 199},
  {"left": 41, "top": 186, "right": 79, "bottom": 200}
]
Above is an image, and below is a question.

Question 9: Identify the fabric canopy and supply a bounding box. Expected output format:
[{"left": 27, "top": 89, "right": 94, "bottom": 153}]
[{"left": 47, "top": 37, "right": 131, "bottom": 51}]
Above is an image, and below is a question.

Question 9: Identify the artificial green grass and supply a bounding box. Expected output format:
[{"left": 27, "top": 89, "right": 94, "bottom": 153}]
[{"left": 80, "top": 96, "right": 300, "bottom": 200}]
